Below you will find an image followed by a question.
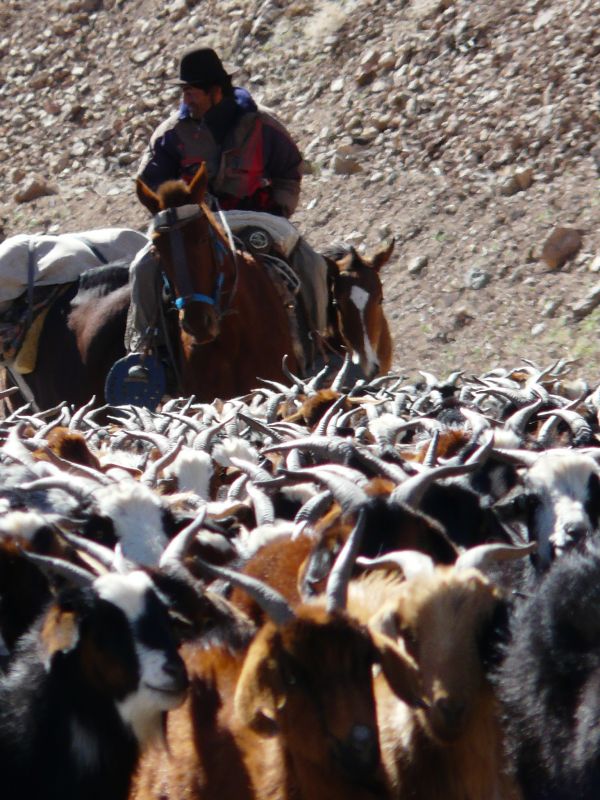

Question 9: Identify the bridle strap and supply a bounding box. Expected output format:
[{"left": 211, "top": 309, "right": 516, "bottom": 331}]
[
  {"left": 153, "top": 205, "right": 202, "bottom": 232},
  {"left": 174, "top": 272, "right": 224, "bottom": 310},
  {"left": 152, "top": 204, "right": 226, "bottom": 312},
  {"left": 215, "top": 204, "right": 241, "bottom": 306}
]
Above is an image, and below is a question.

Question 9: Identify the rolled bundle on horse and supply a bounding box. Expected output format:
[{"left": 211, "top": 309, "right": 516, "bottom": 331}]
[{"left": 2, "top": 166, "right": 393, "bottom": 411}]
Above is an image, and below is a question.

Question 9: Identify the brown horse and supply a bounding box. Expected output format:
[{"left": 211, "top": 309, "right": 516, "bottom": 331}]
[
  {"left": 6, "top": 169, "right": 393, "bottom": 410},
  {"left": 325, "top": 241, "right": 394, "bottom": 379},
  {"left": 135, "top": 165, "right": 301, "bottom": 401}
]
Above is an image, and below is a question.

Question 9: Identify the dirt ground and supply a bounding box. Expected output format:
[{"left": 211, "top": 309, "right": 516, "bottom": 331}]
[{"left": 1, "top": 0, "right": 599, "bottom": 389}]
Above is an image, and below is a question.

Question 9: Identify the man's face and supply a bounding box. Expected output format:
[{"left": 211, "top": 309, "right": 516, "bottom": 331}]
[{"left": 181, "top": 85, "right": 219, "bottom": 119}]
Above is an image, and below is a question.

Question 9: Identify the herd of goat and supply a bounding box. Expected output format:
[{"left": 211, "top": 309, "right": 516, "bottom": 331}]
[{"left": 0, "top": 355, "right": 600, "bottom": 799}]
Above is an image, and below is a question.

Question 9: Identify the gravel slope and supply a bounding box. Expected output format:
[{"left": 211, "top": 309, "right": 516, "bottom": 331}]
[{"left": 1, "top": 0, "right": 599, "bottom": 385}]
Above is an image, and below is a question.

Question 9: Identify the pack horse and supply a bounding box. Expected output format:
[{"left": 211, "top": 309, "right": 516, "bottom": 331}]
[{"left": 3, "top": 166, "right": 394, "bottom": 409}]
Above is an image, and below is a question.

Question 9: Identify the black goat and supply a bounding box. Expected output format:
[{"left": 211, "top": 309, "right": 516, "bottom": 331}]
[
  {"left": 0, "top": 567, "right": 188, "bottom": 800},
  {"left": 496, "top": 546, "right": 600, "bottom": 799}
]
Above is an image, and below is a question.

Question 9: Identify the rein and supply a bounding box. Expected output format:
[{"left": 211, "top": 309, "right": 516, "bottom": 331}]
[{"left": 152, "top": 203, "right": 237, "bottom": 315}]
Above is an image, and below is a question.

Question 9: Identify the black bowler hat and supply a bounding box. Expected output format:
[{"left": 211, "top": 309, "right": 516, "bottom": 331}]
[{"left": 177, "top": 48, "right": 232, "bottom": 88}]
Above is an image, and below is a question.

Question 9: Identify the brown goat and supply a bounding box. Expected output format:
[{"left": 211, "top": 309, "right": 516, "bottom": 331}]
[
  {"left": 131, "top": 514, "right": 426, "bottom": 800},
  {"left": 346, "top": 550, "right": 526, "bottom": 800},
  {"left": 131, "top": 602, "right": 423, "bottom": 800}
]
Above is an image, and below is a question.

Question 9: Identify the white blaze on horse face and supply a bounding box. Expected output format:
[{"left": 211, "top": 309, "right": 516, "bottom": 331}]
[{"left": 350, "top": 284, "right": 379, "bottom": 374}]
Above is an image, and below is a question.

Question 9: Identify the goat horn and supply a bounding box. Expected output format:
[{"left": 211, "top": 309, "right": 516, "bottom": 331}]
[
  {"left": 422, "top": 429, "right": 440, "bottom": 467},
  {"left": 141, "top": 436, "right": 185, "bottom": 487},
  {"left": 491, "top": 448, "right": 539, "bottom": 468},
  {"left": 473, "top": 386, "right": 536, "bottom": 408},
  {"left": 59, "top": 531, "right": 115, "bottom": 572},
  {"left": 68, "top": 396, "right": 97, "bottom": 432},
  {"left": 192, "top": 415, "right": 236, "bottom": 452},
  {"left": 464, "top": 432, "right": 494, "bottom": 465},
  {"left": 458, "top": 406, "right": 492, "bottom": 438},
  {"left": 236, "top": 411, "right": 286, "bottom": 443},
  {"left": 351, "top": 448, "right": 410, "bottom": 483},
  {"left": 21, "top": 550, "right": 95, "bottom": 587},
  {"left": 538, "top": 408, "right": 595, "bottom": 445},
  {"left": 357, "top": 550, "right": 435, "bottom": 579},
  {"left": 454, "top": 541, "right": 537, "bottom": 571},
  {"left": 503, "top": 398, "right": 543, "bottom": 438},
  {"left": 281, "top": 354, "right": 307, "bottom": 390},
  {"left": 19, "top": 477, "right": 94, "bottom": 502},
  {"left": 314, "top": 394, "right": 347, "bottom": 437},
  {"left": 246, "top": 482, "right": 276, "bottom": 526},
  {"left": 292, "top": 490, "right": 333, "bottom": 538},
  {"left": 159, "top": 506, "right": 208, "bottom": 569},
  {"left": 389, "top": 462, "right": 477, "bottom": 508},
  {"left": 262, "top": 436, "right": 355, "bottom": 463},
  {"left": 330, "top": 352, "right": 353, "bottom": 393},
  {"left": 192, "top": 557, "right": 296, "bottom": 626},
  {"left": 326, "top": 507, "right": 366, "bottom": 613},
  {"left": 229, "top": 457, "right": 273, "bottom": 484},
  {"left": 279, "top": 466, "right": 369, "bottom": 513}
]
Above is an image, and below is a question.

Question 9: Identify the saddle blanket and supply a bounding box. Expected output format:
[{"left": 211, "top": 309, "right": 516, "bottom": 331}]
[
  {"left": 0, "top": 227, "right": 149, "bottom": 312},
  {"left": 221, "top": 210, "right": 300, "bottom": 257},
  {"left": 0, "top": 283, "right": 70, "bottom": 371}
]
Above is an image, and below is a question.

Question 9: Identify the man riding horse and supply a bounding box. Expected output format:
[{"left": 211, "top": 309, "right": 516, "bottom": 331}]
[{"left": 127, "top": 47, "right": 330, "bottom": 378}]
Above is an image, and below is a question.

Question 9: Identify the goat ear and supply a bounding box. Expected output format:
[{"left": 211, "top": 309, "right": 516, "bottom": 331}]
[
  {"left": 40, "top": 603, "right": 79, "bottom": 665},
  {"left": 234, "top": 639, "right": 286, "bottom": 737},
  {"left": 136, "top": 177, "right": 161, "bottom": 215},
  {"left": 371, "top": 630, "right": 424, "bottom": 709},
  {"left": 189, "top": 162, "right": 209, "bottom": 204}
]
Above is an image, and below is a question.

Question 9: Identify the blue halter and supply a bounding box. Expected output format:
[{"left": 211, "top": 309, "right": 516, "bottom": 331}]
[{"left": 152, "top": 204, "right": 228, "bottom": 312}]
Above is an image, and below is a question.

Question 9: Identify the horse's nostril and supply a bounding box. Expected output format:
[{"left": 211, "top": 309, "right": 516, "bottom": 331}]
[
  {"left": 347, "top": 724, "right": 378, "bottom": 763},
  {"left": 434, "top": 697, "right": 465, "bottom": 729}
]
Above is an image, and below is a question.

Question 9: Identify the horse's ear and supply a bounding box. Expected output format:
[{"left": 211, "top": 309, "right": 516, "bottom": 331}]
[
  {"left": 189, "top": 163, "right": 209, "bottom": 204},
  {"left": 371, "top": 238, "right": 395, "bottom": 272},
  {"left": 136, "top": 178, "right": 161, "bottom": 216}
]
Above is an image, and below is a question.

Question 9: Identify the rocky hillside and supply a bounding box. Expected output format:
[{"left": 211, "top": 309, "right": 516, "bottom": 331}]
[{"left": 1, "top": 0, "right": 599, "bottom": 385}]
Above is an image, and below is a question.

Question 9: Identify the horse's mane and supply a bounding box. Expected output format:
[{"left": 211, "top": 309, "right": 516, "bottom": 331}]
[
  {"left": 155, "top": 179, "right": 228, "bottom": 247},
  {"left": 157, "top": 180, "right": 194, "bottom": 208},
  {"left": 77, "top": 261, "right": 130, "bottom": 295},
  {"left": 321, "top": 243, "right": 352, "bottom": 262}
]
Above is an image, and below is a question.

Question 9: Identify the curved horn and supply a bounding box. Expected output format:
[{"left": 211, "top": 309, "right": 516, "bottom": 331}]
[
  {"left": 141, "top": 436, "right": 185, "bottom": 487},
  {"left": 281, "top": 354, "right": 307, "bottom": 390},
  {"left": 326, "top": 507, "right": 366, "bottom": 613},
  {"left": 59, "top": 531, "right": 116, "bottom": 572},
  {"left": 159, "top": 506, "right": 208, "bottom": 569},
  {"left": 503, "top": 398, "right": 543, "bottom": 438},
  {"left": 454, "top": 541, "right": 538, "bottom": 571},
  {"left": 21, "top": 551, "right": 95, "bottom": 587},
  {"left": 538, "top": 408, "right": 595, "bottom": 446},
  {"left": 19, "top": 477, "right": 94, "bottom": 503},
  {"left": 330, "top": 352, "right": 353, "bottom": 393},
  {"left": 229, "top": 457, "right": 273, "bottom": 484},
  {"left": 357, "top": 550, "right": 435, "bottom": 579},
  {"left": 389, "top": 462, "right": 478, "bottom": 508},
  {"left": 292, "top": 490, "right": 333, "bottom": 538},
  {"left": 280, "top": 466, "right": 369, "bottom": 513},
  {"left": 261, "top": 436, "right": 355, "bottom": 464},
  {"left": 192, "top": 557, "right": 296, "bottom": 627},
  {"left": 422, "top": 429, "right": 440, "bottom": 468},
  {"left": 491, "top": 448, "right": 540, "bottom": 468},
  {"left": 245, "top": 482, "right": 276, "bottom": 526},
  {"left": 314, "top": 394, "right": 347, "bottom": 437}
]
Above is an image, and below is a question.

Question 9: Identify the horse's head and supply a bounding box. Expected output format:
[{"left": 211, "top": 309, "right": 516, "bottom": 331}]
[
  {"left": 328, "top": 240, "right": 394, "bottom": 379},
  {"left": 136, "top": 165, "right": 230, "bottom": 344}
]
